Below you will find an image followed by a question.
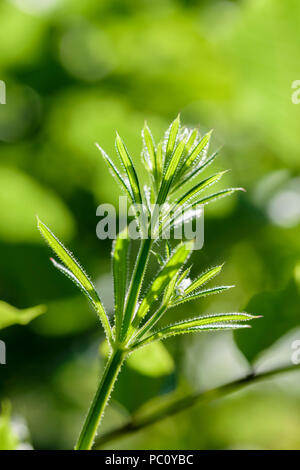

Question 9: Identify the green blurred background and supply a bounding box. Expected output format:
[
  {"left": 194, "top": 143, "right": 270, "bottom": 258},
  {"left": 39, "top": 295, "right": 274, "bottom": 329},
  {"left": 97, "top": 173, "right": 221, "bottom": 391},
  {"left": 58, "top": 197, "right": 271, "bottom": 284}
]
[{"left": 1, "top": 0, "right": 300, "bottom": 450}]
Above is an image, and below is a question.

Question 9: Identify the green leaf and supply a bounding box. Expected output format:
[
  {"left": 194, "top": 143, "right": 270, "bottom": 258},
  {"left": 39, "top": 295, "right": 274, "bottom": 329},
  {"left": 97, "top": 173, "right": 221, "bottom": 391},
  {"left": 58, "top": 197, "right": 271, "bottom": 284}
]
[
  {"left": 195, "top": 187, "right": 245, "bottom": 207},
  {"left": 177, "top": 130, "right": 212, "bottom": 179},
  {"left": 184, "top": 265, "right": 224, "bottom": 295},
  {"left": 172, "top": 285, "right": 234, "bottom": 306},
  {"left": 134, "top": 313, "right": 259, "bottom": 348},
  {"left": 165, "top": 240, "right": 172, "bottom": 259},
  {"left": 162, "top": 268, "right": 180, "bottom": 305},
  {"left": 113, "top": 227, "right": 130, "bottom": 337},
  {"left": 157, "top": 138, "right": 187, "bottom": 204},
  {"left": 162, "top": 188, "right": 244, "bottom": 234},
  {"left": 0, "top": 301, "right": 45, "bottom": 330},
  {"left": 130, "top": 241, "right": 194, "bottom": 332},
  {"left": 151, "top": 250, "right": 165, "bottom": 266},
  {"left": 164, "top": 115, "right": 180, "bottom": 167},
  {"left": 96, "top": 143, "right": 134, "bottom": 203},
  {"left": 115, "top": 133, "right": 142, "bottom": 204},
  {"left": 37, "top": 217, "right": 112, "bottom": 343},
  {"left": 184, "top": 128, "right": 199, "bottom": 156},
  {"left": 161, "top": 187, "right": 243, "bottom": 238},
  {"left": 176, "top": 266, "right": 192, "bottom": 288},
  {"left": 155, "top": 141, "right": 163, "bottom": 187},
  {"left": 175, "top": 171, "right": 228, "bottom": 206},
  {"left": 172, "top": 150, "right": 219, "bottom": 192},
  {"left": 142, "top": 123, "right": 156, "bottom": 174},
  {"left": 50, "top": 258, "right": 92, "bottom": 300},
  {"left": 127, "top": 341, "right": 174, "bottom": 377}
]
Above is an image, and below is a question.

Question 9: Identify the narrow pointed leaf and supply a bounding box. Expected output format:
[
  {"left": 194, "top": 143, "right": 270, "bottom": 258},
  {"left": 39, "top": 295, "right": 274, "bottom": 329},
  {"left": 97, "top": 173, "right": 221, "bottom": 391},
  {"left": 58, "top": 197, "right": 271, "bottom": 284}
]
[
  {"left": 171, "top": 285, "right": 234, "bottom": 306},
  {"left": 51, "top": 258, "right": 94, "bottom": 303},
  {"left": 164, "top": 115, "right": 180, "bottom": 166},
  {"left": 116, "top": 133, "right": 142, "bottom": 204},
  {"left": 133, "top": 315, "right": 255, "bottom": 349},
  {"left": 184, "top": 129, "right": 199, "bottom": 155},
  {"left": 162, "top": 269, "right": 181, "bottom": 305},
  {"left": 37, "top": 218, "right": 112, "bottom": 342},
  {"left": 185, "top": 265, "right": 224, "bottom": 295},
  {"left": 176, "top": 266, "right": 192, "bottom": 288},
  {"left": 155, "top": 141, "right": 163, "bottom": 186},
  {"left": 177, "top": 130, "right": 212, "bottom": 178},
  {"left": 158, "top": 138, "right": 186, "bottom": 204},
  {"left": 176, "top": 171, "right": 228, "bottom": 206},
  {"left": 165, "top": 240, "right": 171, "bottom": 259},
  {"left": 172, "top": 150, "right": 219, "bottom": 192},
  {"left": 130, "top": 241, "right": 194, "bottom": 332},
  {"left": 151, "top": 250, "right": 165, "bottom": 266},
  {"left": 113, "top": 227, "right": 130, "bottom": 337},
  {"left": 162, "top": 188, "right": 244, "bottom": 236},
  {"left": 142, "top": 123, "right": 156, "bottom": 173},
  {"left": 196, "top": 188, "right": 245, "bottom": 207},
  {"left": 96, "top": 143, "right": 134, "bottom": 203}
]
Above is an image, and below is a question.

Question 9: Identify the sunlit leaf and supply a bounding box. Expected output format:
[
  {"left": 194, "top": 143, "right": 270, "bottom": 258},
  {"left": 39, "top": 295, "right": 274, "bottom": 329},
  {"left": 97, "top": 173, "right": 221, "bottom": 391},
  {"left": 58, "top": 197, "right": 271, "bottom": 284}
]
[
  {"left": 37, "top": 217, "right": 112, "bottom": 343},
  {"left": 96, "top": 143, "right": 134, "bottom": 203},
  {"left": 164, "top": 114, "right": 180, "bottom": 168},
  {"left": 157, "top": 138, "right": 186, "bottom": 204},
  {"left": 142, "top": 123, "right": 156, "bottom": 174},
  {"left": 134, "top": 312, "right": 258, "bottom": 349},
  {"left": 155, "top": 141, "right": 163, "bottom": 187},
  {"left": 172, "top": 150, "right": 219, "bottom": 192},
  {"left": 177, "top": 130, "right": 212, "bottom": 180},
  {"left": 184, "top": 265, "right": 224, "bottom": 295},
  {"left": 113, "top": 227, "right": 130, "bottom": 337},
  {"left": 115, "top": 133, "right": 142, "bottom": 204},
  {"left": 175, "top": 171, "right": 228, "bottom": 206},
  {"left": 195, "top": 187, "right": 245, "bottom": 207},
  {"left": 183, "top": 128, "right": 199, "bottom": 156},
  {"left": 130, "top": 241, "right": 194, "bottom": 332},
  {"left": 172, "top": 285, "right": 234, "bottom": 306}
]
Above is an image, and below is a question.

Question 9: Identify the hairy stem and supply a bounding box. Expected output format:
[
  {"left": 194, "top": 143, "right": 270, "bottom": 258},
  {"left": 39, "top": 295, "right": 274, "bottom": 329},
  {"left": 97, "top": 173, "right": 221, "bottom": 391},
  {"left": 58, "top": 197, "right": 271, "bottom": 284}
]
[
  {"left": 93, "top": 362, "right": 300, "bottom": 449},
  {"left": 130, "top": 303, "right": 168, "bottom": 347},
  {"left": 75, "top": 349, "right": 126, "bottom": 450}
]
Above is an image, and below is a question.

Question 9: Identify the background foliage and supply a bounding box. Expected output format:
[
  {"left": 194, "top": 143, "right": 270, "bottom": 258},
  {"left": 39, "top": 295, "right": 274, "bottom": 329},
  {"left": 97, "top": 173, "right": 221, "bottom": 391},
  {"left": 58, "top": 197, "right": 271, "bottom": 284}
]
[{"left": 0, "top": 0, "right": 300, "bottom": 450}]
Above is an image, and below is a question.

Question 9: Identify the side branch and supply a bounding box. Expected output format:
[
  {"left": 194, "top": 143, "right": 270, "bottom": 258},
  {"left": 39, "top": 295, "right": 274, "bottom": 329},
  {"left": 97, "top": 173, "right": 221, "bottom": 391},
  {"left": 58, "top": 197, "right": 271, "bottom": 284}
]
[{"left": 93, "top": 363, "right": 300, "bottom": 449}]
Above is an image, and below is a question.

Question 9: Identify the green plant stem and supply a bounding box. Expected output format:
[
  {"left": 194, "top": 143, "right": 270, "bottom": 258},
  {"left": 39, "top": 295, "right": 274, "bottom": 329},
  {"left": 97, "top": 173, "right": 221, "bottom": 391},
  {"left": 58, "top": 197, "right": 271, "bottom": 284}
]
[
  {"left": 130, "top": 303, "right": 168, "bottom": 346},
  {"left": 93, "top": 362, "right": 300, "bottom": 449},
  {"left": 120, "top": 237, "right": 152, "bottom": 341},
  {"left": 75, "top": 349, "right": 126, "bottom": 450}
]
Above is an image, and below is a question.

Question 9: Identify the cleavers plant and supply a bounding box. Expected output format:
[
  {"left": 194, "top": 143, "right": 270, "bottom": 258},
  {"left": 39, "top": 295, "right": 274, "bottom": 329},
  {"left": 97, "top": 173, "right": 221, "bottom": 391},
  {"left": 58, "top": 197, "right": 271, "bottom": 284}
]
[{"left": 37, "top": 116, "right": 260, "bottom": 450}]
